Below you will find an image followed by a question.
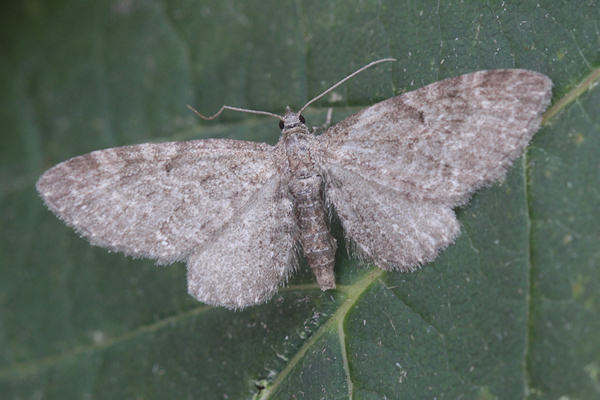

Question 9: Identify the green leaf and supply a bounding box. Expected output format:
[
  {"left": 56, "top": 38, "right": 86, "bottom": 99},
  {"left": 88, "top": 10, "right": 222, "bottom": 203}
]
[{"left": 1, "top": 1, "right": 598, "bottom": 399}]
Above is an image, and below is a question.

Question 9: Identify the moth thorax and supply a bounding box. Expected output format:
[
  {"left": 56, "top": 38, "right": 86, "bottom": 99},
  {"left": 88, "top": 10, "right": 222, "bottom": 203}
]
[{"left": 284, "top": 131, "right": 318, "bottom": 179}]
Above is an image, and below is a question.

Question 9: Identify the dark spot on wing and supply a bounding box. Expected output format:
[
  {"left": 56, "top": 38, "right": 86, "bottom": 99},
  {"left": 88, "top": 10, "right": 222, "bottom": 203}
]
[
  {"left": 68, "top": 153, "right": 100, "bottom": 172},
  {"left": 479, "top": 70, "right": 514, "bottom": 88}
]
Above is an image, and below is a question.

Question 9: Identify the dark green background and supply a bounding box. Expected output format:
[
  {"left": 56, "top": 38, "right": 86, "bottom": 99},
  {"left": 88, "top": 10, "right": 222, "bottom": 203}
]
[{"left": 1, "top": 1, "right": 599, "bottom": 399}]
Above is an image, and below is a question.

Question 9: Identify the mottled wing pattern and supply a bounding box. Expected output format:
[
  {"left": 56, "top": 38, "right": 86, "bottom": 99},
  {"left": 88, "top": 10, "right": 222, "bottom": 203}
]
[
  {"left": 316, "top": 70, "right": 552, "bottom": 270},
  {"left": 326, "top": 165, "right": 460, "bottom": 270},
  {"left": 37, "top": 139, "right": 280, "bottom": 264},
  {"left": 187, "top": 175, "right": 297, "bottom": 308},
  {"left": 318, "top": 70, "right": 552, "bottom": 205}
]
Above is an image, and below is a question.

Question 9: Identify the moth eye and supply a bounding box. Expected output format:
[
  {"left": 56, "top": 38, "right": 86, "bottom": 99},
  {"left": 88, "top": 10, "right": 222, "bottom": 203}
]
[
  {"left": 299, "top": 115, "right": 306, "bottom": 123},
  {"left": 279, "top": 120, "right": 284, "bottom": 129}
]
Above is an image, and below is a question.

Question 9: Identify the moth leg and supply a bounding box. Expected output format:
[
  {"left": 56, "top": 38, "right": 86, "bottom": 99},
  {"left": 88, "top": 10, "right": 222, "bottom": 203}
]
[{"left": 311, "top": 108, "right": 333, "bottom": 135}]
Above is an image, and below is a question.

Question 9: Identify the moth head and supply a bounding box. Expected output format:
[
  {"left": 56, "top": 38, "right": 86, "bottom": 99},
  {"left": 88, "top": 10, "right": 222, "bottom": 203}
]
[{"left": 280, "top": 106, "right": 306, "bottom": 130}]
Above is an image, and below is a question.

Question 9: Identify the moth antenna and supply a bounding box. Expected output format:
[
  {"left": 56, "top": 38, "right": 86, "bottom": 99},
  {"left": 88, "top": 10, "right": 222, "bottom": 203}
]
[
  {"left": 187, "top": 104, "right": 284, "bottom": 121},
  {"left": 298, "top": 58, "right": 396, "bottom": 115}
]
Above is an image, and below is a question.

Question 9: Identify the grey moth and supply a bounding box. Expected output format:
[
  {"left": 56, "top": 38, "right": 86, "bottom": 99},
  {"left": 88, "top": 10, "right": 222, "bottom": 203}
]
[{"left": 37, "top": 59, "right": 552, "bottom": 309}]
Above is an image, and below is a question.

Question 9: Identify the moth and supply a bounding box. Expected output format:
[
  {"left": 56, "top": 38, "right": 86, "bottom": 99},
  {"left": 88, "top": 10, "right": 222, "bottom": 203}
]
[{"left": 37, "top": 59, "right": 552, "bottom": 309}]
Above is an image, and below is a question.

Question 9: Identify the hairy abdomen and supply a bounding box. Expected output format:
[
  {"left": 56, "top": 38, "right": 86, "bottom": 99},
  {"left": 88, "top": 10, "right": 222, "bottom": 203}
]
[{"left": 288, "top": 175, "right": 337, "bottom": 289}]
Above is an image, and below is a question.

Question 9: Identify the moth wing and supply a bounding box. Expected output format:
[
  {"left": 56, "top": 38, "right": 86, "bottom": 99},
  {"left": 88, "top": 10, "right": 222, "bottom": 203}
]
[
  {"left": 37, "top": 139, "right": 281, "bottom": 264},
  {"left": 187, "top": 174, "right": 297, "bottom": 309},
  {"left": 314, "top": 69, "right": 551, "bottom": 271},
  {"left": 325, "top": 165, "right": 460, "bottom": 271},
  {"left": 316, "top": 69, "right": 552, "bottom": 206}
]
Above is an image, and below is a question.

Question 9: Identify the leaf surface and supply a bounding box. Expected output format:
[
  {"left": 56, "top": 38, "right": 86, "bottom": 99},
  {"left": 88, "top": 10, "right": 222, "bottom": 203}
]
[{"left": 1, "top": 1, "right": 598, "bottom": 399}]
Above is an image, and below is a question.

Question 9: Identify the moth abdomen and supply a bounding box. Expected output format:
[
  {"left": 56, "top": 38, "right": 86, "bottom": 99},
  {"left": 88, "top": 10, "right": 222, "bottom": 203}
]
[
  {"left": 289, "top": 175, "right": 337, "bottom": 290},
  {"left": 283, "top": 118, "right": 337, "bottom": 290}
]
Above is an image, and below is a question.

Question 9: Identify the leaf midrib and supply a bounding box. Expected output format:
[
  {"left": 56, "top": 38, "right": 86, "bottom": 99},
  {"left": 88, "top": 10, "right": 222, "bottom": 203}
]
[{"left": 257, "top": 269, "right": 385, "bottom": 399}]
